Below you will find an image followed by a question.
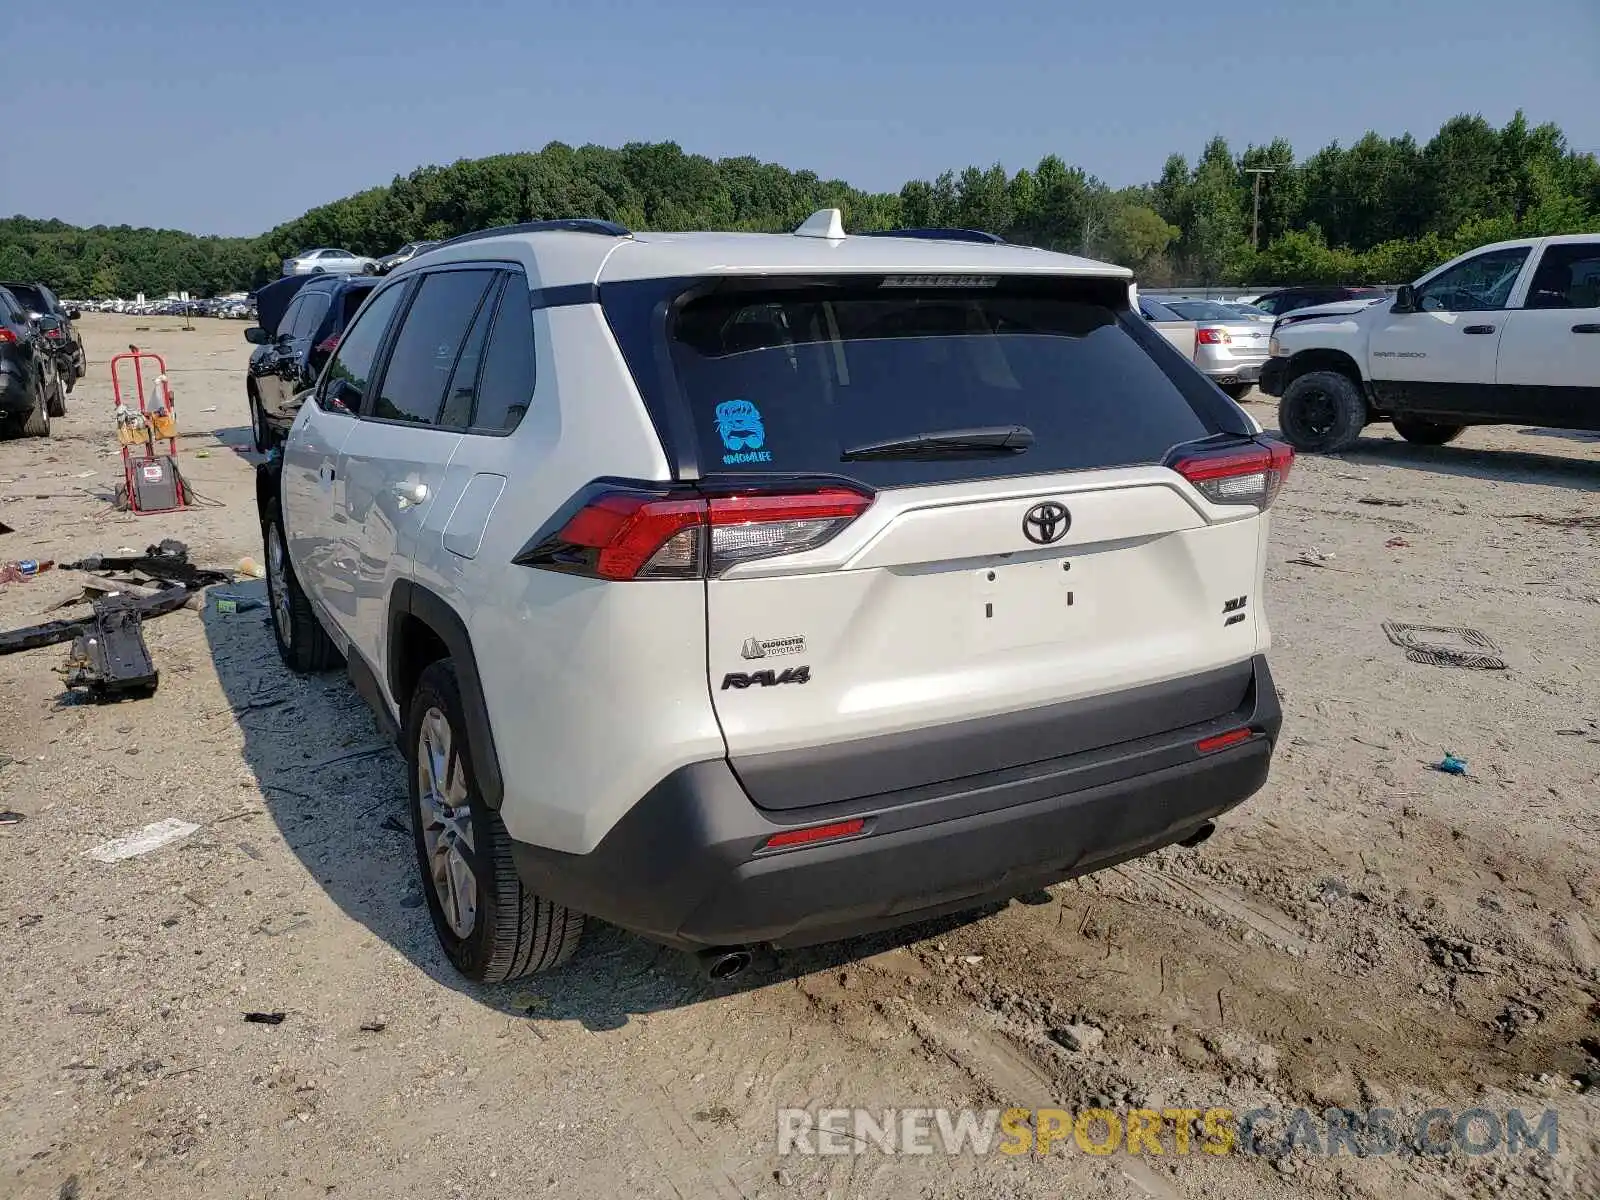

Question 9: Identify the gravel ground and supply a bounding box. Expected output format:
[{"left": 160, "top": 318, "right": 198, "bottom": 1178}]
[{"left": 1, "top": 314, "right": 1597, "bottom": 1200}]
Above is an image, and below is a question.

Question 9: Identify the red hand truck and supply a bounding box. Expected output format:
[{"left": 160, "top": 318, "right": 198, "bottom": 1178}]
[{"left": 109, "top": 348, "right": 188, "bottom": 515}]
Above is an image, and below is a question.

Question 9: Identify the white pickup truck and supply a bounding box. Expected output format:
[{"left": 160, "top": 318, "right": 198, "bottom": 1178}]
[{"left": 1260, "top": 234, "right": 1600, "bottom": 452}]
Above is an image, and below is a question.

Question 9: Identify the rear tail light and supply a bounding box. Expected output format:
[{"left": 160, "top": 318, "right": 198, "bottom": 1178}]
[
  {"left": 0, "top": 330, "right": 16, "bottom": 344},
  {"left": 1169, "top": 439, "right": 1294, "bottom": 509},
  {"left": 1195, "top": 327, "right": 1231, "bottom": 345},
  {"left": 44, "top": 328, "right": 63, "bottom": 340},
  {"left": 519, "top": 483, "right": 873, "bottom": 581},
  {"left": 316, "top": 335, "right": 340, "bottom": 354}
]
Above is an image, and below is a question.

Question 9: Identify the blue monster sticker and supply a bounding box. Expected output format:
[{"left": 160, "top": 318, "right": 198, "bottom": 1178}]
[{"left": 714, "top": 399, "right": 773, "bottom": 465}]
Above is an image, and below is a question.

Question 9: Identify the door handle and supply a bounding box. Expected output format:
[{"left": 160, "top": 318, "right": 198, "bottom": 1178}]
[
  {"left": 1462, "top": 324, "right": 1496, "bottom": 335},
  {"left": 392, "top": 482, "right": 429, "bottom": 509},
  {"left": 1572, "top": 323, "right": 1600, "bottom": 334}
]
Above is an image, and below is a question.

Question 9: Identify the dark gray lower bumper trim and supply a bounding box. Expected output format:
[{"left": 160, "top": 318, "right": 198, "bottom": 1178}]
[{"left": 512, "top": 656, "right": 1281, "bottom": 950}]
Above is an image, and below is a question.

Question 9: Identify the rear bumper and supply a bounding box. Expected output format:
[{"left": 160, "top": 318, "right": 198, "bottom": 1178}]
[
  {"left": 1199, "top": 360, "right": 1264, "bottom": 386},
  {"left": 511, "top": 656, "right": 1282, "bottom": 950}
]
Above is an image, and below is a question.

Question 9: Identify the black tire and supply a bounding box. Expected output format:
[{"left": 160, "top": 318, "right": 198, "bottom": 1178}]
[
  {"left": 407, "top": 659, "right": 584, "bottom": 982},
  {"left": 1278, "top": 369, "right": 1366, "bottom": 454},
  {"left": 263, "top": 511, "right": 340, "bottom": 673},
  {"left": 1221, "top": 383, "right": 1254, "bottom": 401},
  {"left": 20, "top": 375, "right": 50, "bottom": 438},
  {"left": 46, "top": 373, "right": 66, "bottom": 418},
  {"left": 1393, "top": 418, "right": 1465, "bottom": 446},
  {"left": 248, "top": 386, "right": 273, "bottom": 453}
]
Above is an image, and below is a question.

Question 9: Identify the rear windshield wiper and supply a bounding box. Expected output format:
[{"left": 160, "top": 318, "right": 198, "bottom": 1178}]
[{"left": 841, "top": 425, "right": 1035, "bottom": 461}]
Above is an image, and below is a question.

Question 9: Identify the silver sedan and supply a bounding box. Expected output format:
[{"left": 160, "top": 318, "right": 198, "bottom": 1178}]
[
  {"left": 1163, "top": 299, "right": 1272, "bottom": 396},
  {"left": 281, "top": 248, "right": 377, "bottom": 277}
]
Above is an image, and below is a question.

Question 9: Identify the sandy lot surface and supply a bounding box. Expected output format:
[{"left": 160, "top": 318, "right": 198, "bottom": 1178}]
[{"left": 0, "top": 313, "right": 1597, "bottom": 1200}]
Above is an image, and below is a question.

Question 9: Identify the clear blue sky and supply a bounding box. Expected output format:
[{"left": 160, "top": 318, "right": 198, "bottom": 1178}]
[{"left": 8, "top": 0, "right": 1596, "bottom": 236}]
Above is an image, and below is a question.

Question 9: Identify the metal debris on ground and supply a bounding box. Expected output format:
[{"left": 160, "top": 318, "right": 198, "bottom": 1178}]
[
  {"left": 1359, "top": 497, "right": 1407, "bottom": 507},
  {"left": 1383, "top": 621, "right": 1507, "bottom": 670},
  {"left": 243, "top": 1012, "right": 286, "bottom": 1025},
  {"left": 62, "top": 599, "right": 161, "bottom": 701},
  {"left": 1501, "top": 512, "right": 1600, "bottom": 530},
  {"left": 85, "top": 818, "right": 201, "bottom": 863},
  {"left": 0, "top": 541, "right": 231, "bottom": 671},
  {"left": 0, "top": 810, "right": 25, "bottom": 826}
]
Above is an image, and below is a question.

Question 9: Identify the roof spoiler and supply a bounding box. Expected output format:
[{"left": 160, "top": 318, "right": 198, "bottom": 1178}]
[
  {"left": 859, "top": 227, "right": 1006, "bottom": 245},
  {"left": 433, "top": 219, "right": 632, "bottom": 250}
]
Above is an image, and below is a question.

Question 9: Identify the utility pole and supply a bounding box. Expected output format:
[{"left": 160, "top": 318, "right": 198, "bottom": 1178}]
[{"left": 1245, "top": 167, "right": 1276, "bottom": 249}]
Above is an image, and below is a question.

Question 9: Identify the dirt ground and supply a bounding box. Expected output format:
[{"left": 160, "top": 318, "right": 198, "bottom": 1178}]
[{"left": 1, "top": 313, "right": 1597, "bottom": 1200}]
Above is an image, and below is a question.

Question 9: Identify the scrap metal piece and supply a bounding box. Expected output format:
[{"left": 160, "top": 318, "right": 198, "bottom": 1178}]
[
  {"left": 61, "top": 539, "right": 229, "bottom": 590},
  {"left": 1382, "top": 622, "right": 1506, "bottom": 670},
  {"left": 0, "top": 584, "right": 190, "bottom": 657},
  {"left": 64, "top": 597, "right": 160, "bottom": 700}
]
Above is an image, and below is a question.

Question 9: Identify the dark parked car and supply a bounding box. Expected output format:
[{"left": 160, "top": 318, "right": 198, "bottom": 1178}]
[
  {"left": 1251, "top": 286, "right": 1389, "bottom": 317},
  {"left": 0, "top": 286, "right": 61, "bottom": 438},
  {"left": 244, "top": 272, "right": 379, "bottom": 450},
  {"left": 375, "top": 240, "right": 442, "bottom": 274},
  {"left": 1, "top": 280, "right": 85, "bottom": 393}
]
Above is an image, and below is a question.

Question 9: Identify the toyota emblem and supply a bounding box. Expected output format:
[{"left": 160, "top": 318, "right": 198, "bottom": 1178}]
[{"left": 1022, "top": 501, "right": 1070, "bottom": 545}]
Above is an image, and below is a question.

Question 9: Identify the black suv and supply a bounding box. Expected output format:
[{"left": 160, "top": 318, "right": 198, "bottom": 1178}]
[
  {"left": 0, "top": 281, "right": 85, "bottom": 394},
  {"left": 0, "top": 286, "right": 60, "bottom": 438},
  {"left": 245, "top": 272, "right": 379, "bottom": 450},
  {"left": 1251, "top": 285, "right": 1389, "bottom": 317}
]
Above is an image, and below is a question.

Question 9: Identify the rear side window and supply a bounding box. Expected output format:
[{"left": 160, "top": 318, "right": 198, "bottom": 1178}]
[
  {"left": 1525, "top": 244, "right": 1600, "bottom": 309},
  {"left": 470, "top": 285, "right": 536, "bottom": 433},
  {"left": 668, "top": 280, "right": 1225, "bottom": 487},
  {"left": 370, "top": 269, "right": 497, "bottom": 426}
]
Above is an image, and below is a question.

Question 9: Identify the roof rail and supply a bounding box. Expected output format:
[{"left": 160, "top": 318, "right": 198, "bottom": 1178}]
[
  {"left": 859, "top": 227, "right": 1006, "bottom": 245},
  {"left": 433, "top": 218, "right": 632, "bottom": 250}
]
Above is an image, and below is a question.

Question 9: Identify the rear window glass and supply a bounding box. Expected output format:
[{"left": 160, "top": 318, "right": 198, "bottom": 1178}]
[
  {"left": 669, "top": 282, "right": 1220, "bottom": 487},
  {"left": 1167, "top": 300, "right": 1243, "bottom": 322}
]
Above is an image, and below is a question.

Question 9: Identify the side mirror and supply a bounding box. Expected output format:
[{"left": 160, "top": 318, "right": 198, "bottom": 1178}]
[
  {"left": 1391, "top": 284, "right": 1418, "bottom": 314},
  {"left": 244, "top": 326, "right": 270, "bottom": 345},
  {"left": 322, "top": 377, "right": 361, "bottom": 413}
]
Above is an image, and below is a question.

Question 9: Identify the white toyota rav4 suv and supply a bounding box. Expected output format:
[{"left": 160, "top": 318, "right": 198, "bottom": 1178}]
[{"left": 257, "top": 213, "right": 1290, "bottom": 983}]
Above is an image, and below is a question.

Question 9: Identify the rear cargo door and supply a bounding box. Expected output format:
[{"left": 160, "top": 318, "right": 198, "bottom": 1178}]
[{"left": 669, "top": 279, "right": 1267, "bottom": 809}]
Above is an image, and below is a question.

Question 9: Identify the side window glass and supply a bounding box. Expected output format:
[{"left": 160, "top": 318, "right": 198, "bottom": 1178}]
[
  {"left": 440, "top": 275, "right": 504, "bottom": 429},
  {"left": 291, "top": 292, "right": 329, "bottom": 341},
  {"left": 1417, "top": 248, "right": 1531, "bottom": 313},
  {"left": 275, "top": 296, "right": 305, "bottom": 341},
  {"left": 1524, "top": 245, "right": 1600, "bottom": 310},
  {"left": 471, "top": 279, "right": 537, "bottom": 434},
  {"left": 371, "top": 269, "right": 496, "bottom": 426},
  {"left": 319, "top": 283, "right": 406, "bottom": 413}
]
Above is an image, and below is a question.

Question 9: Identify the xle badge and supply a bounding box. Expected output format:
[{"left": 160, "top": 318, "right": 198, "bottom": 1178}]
[{"left": 721, "top": 666, "right": 811, "bottom": 690}]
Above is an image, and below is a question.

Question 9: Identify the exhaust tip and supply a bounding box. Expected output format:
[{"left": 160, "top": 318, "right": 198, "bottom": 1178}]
[
  {"left": 1178, "top": 821, "right": 1216, "bottom": 849},
  {"left": 698, "top": 947, "right": 754, "bottom": 982}
]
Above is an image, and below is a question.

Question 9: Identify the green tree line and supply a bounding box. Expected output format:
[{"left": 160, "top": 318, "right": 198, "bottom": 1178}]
[{"left": 3, "top": 111, "right": 1596, "bottom": 298}]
